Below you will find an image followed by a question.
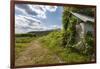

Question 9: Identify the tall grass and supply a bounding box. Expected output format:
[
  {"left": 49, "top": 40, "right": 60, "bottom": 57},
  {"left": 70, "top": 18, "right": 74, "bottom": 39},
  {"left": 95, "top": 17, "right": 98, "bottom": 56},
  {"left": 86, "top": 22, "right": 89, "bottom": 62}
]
[
  {"left": 15, "top": 37, "right": 34, "bottom": 43},
  {"left": 39, "top": 31, "right": 91, "bottom": 63},
  {"left": 15, "top": 36, "right": 35, "bottom": 59}
]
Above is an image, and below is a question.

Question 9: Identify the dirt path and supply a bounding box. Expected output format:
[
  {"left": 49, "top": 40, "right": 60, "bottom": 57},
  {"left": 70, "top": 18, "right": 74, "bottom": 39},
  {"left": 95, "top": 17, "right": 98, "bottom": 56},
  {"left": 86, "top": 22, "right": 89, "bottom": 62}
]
[{"left": 15, "top": 39, "right": 64, "bottom": 66}]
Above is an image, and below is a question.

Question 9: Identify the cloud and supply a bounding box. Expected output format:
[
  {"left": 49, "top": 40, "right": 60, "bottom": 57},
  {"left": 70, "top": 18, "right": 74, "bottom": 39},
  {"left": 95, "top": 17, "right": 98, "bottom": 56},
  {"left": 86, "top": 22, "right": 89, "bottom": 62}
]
[
  {"left": 15, "top": 4, "right": 57, "bottom": 19},
  {"left": 15, "top": 15, "right": 62, "bottom": 33},
  {"left": 15, "top": 15, "right": 56, "bottom": 33},
  {"left": 45, "top": 6, "right": 57, "bottom": 12},
  {"left": 28, "top": 5, "right": 46, "bottom": 19},
  {"left": 15, "top": 15, "right": 41, "bottom": 33},
  {"left": 15, "top": 4, "right": 58, "bottom": 33},
  {"left": 15, "top": 4, "right": 37, "bottom": 16},
  {"left": 52, "top": 25, "right": 60, "bottom": 29},
  {"left": 48, "top": 25, "right": 62, "bottom": 30}
]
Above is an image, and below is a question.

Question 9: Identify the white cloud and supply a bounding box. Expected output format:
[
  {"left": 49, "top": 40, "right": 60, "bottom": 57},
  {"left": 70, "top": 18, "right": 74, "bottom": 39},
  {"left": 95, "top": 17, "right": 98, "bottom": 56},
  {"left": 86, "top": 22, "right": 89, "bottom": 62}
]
[
  {"left": 52, "top": 25, "right": 59, "bottom": 29},
  {"left": 28, "top": 5, "right": 46, "bottom": 19},
  {"left": 45, "top": 6, "right": 57, "bottom": 12},
  {"left": 15, "top": 4, "right": 57, "bottom": 19},
  {"left": 49, "top": 25, "right": 62, "bottom": 30},
  {"left": 15, "top": 15, "right": 41, "bottom": 33},
  {"left": 28, "top": 5, "right": 57, "bottom": 18},
  {"left": 15, "top": 6, "right": 27, "bottom": 15},
  {"left": 15, "top": 15, "right": 59, "bottom": 33},
  {"left": 15, "top": 4, "right": 58, "bottom": 33},
  {"left": 15, "top": 15, "right": 40, "bottom": 26}
]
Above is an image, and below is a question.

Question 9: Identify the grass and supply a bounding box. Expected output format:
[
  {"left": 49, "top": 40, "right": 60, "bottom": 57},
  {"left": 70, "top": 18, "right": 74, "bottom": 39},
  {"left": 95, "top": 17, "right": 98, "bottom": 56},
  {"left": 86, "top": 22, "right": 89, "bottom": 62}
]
[
  {"left": 15, "top": 37, "right": 34, "bottom": 43},
  {"left": 15, "top": 36, "right": 63, "bottom": 66},
  {"left": 15, "top": 43, "right": 29, "bottom": 58},
  {"left": 15, "top": 37, "right": 35, "bottom": 59},
  {"left": 39, "top": 31, "right": 91, "bottom": 63},
  {"left": 15, "top": 32, "right": 92, "bottom": 65}
]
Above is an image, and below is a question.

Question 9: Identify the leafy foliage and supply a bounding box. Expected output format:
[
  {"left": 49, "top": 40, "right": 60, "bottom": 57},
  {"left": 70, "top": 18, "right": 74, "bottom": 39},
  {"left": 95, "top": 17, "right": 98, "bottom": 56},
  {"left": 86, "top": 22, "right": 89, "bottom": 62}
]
[
  {"left": 39, "top": 31, "right": 90, "bottom": 63},
  {"left": 62, "top": 7, "right": 77, "bottom": 48},
  {"left": 16, "top": 33, "right": 36, "bottom": 37},
  {"left": 84, "top": 31, "right": 94, "bottom": 55},
  {"left": 38, "top": 6, "right": 95, "bottom": 63},
  {"left": 62, "top": 6, "right": 95, "bottom": 60},
  {"left": 71, "top": 7, "right": 95, "bottom": 17}
]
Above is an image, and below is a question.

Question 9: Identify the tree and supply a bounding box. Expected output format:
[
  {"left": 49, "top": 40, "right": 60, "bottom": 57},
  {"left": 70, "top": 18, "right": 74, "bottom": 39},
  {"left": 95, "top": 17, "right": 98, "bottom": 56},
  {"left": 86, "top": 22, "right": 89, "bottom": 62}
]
[{"left": 62, "top": 7, "right": 77, "bottom": 48}]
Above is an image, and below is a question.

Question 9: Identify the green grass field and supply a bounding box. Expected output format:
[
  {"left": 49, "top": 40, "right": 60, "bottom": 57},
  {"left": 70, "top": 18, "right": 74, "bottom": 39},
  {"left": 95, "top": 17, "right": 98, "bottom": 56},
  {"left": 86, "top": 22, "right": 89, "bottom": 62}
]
[
  {"left": 15, "top": 37, "right": 35, "bottom": 59},
  {"left": 15, "top": 35, "right": 64, "bottom": 66},
  {"left": 38, "top": 31, "right": 91, "bottom": 63},
  {"left": 15, "top": 30, "right": 94, "bottom": 66}
]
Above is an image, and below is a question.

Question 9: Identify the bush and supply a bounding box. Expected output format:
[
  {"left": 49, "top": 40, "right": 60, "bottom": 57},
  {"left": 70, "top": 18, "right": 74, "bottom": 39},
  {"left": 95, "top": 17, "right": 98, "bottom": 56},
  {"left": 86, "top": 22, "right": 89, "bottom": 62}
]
[
  {"left": 15, "top": 33, "right": 36, "bottom": 37},
  {"left": 84, "top": 31, "right": 94, "bottom": 56},
  {"left": 39, "top": 31, "right": 90, "bottom": 63}
]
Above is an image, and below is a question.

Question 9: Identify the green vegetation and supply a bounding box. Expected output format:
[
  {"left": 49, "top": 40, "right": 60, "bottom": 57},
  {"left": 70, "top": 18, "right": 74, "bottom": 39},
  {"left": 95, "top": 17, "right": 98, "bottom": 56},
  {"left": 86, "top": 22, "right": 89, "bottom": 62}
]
[
  {"left": 71, "top": 7, "right": 95, "bottom": 17},
  {"left": 62, "top": 6, "right": 94, "bottom": 58},
  {"left": 38, "top": 7, "right": 95, "bottom": 63},
  {"left": 62, "top": 7, "right": 77, "bottom": 48},
  {"left": 15, "top": 43, "right": 29, "bottom": 58},
  {"left": 16, "top": 33, "right": 36, "bottom": 37},
  {"left": 39, "top": 31, "right": 90, "bottom": 63},
  {"left": 15, "top": 6, "right": 95, "bottom": 65},
  {"left": 15, "top": 36, "right": 35, "bottom": 59},
  {"left": 15, "top": 37, "right": 34, "bottom": 43}
]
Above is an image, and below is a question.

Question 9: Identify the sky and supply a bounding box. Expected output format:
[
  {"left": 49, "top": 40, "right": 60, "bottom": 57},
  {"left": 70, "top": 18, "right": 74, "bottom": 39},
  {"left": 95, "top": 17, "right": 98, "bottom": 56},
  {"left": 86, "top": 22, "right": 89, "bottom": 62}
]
[{"left": 15, "top": 4, "right": 63, "bottom": 33}]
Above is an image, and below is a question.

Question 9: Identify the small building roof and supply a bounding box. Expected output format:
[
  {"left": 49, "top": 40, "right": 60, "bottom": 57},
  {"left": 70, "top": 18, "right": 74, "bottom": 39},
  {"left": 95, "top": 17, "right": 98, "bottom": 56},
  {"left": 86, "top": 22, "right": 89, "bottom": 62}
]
[{"left": 70, "top": 12, "right": 94, "bottom": 22}]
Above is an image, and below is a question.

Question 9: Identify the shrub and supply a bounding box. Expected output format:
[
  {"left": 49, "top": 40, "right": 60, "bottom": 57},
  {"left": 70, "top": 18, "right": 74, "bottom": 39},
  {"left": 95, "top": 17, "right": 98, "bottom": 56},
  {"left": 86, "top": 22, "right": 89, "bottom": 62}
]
[{"left": 15, "top": 33, "right": 36, "bottom": 37}]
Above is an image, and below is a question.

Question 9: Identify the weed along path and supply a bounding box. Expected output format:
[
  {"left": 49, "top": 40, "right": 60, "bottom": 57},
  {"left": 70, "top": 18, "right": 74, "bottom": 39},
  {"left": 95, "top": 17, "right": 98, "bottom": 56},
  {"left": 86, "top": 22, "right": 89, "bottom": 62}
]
[{"left": 15, "top": 39, "right": 64, "bottom": 66}]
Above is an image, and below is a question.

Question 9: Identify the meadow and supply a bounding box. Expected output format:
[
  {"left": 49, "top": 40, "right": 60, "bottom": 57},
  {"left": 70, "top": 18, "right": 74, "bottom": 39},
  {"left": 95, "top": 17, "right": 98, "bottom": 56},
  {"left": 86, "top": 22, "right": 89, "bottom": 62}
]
[
  {"left": 38, "top": 31, "right": 92, "bottom": 63},
  {"left": 15, "top": 34, "right": 35, "bottom": 59},
  {"left": 15, "top": 30, "right": 93, "bottom": 66}
]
